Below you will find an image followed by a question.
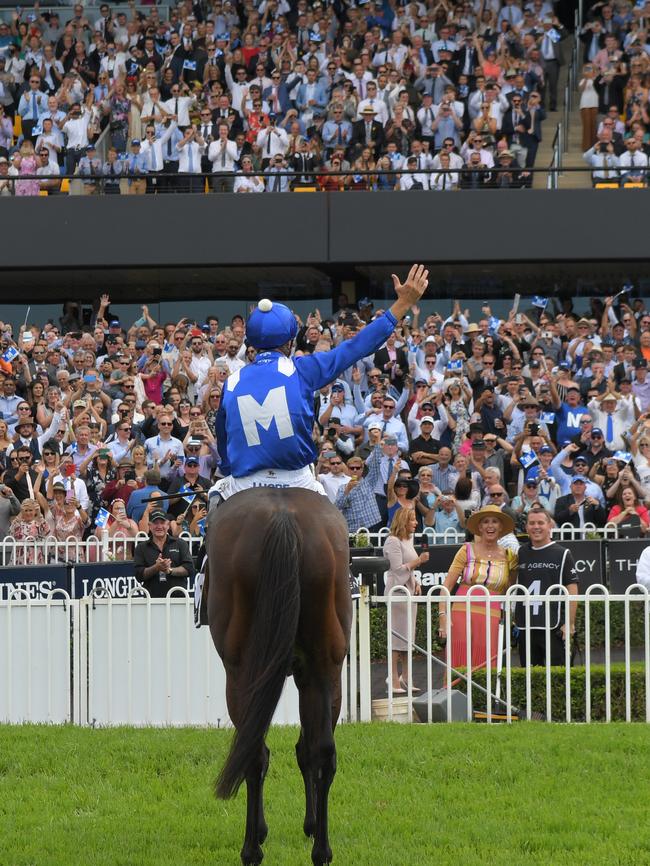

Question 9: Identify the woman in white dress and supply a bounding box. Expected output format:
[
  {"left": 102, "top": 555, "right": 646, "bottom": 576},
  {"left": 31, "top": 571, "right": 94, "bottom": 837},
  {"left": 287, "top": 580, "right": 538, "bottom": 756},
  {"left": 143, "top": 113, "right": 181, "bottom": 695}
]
[{"left": 383, "top": 507, "right": 428, "bottom": 693}]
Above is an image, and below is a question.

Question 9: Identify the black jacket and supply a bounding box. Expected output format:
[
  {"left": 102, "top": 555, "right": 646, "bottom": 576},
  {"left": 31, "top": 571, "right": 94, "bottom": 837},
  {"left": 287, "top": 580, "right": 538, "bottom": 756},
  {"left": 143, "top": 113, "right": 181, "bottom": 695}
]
[{"left": 554, "top": 494, "right": 606, "bottom": 527}]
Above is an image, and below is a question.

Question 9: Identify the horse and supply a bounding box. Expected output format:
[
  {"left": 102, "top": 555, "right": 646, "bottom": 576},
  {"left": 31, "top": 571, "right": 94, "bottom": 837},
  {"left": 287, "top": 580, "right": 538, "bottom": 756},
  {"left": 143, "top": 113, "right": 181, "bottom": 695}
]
[{"left": 207, "top": 487, "right": 352, "bottom": 866}]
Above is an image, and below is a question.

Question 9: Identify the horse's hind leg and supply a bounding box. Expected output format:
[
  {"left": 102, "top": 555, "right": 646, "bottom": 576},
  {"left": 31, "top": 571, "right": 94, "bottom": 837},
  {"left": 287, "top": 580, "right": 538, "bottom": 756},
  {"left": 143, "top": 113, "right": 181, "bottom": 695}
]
[
  {"left": 297, "top": 675, "right": 337, "bottom": 866},
  {"left": 240, "top": 741, "right": 269, "bottom": 866},
  {"left": 296, "top": 728, "right": 316, "bottom": 838}
]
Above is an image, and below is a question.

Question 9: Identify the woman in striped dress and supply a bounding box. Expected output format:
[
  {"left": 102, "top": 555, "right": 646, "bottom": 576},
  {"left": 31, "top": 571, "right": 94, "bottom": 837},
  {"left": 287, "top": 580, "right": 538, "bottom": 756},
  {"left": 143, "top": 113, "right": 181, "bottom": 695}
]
[{"left": 438, "top": 505, "right": 518, "bottom": 671}]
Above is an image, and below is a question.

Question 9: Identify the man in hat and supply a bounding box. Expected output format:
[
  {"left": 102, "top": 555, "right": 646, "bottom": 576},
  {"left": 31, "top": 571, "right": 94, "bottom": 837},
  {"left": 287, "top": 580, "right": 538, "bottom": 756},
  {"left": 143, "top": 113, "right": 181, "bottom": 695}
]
[
  {"left": 549, "top": 443, "right": 605, "bottom": 503},
  {"left": 555, "top": 475, "right": 606, "bottom": 528},
  {"left": 587, "top": 390, "right": 634, "bottom": 451},
  {"left": 505, "top": 395, "right": 549, "bottom": 442},
  {"left": 134, "top": 510, "right": 194, "bottom": 598},
  {"left": 350, "top": 104, "right": 385, "bottom": 158},
  {"left": 515, "top": 506, "right": 578, "bottom": 667},
  {"left": 165, "top": 455, "right": 211, "bottom": 518},
  {"left": 209, "top": 265, "right": 429, "bottom": 506}
]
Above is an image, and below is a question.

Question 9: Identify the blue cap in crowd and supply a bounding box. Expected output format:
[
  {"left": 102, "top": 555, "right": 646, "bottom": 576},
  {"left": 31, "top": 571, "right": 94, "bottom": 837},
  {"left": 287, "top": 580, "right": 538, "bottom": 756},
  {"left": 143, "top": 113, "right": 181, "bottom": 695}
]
[{"left": 246, "top": 299, "right": 298, "bottom": 350}]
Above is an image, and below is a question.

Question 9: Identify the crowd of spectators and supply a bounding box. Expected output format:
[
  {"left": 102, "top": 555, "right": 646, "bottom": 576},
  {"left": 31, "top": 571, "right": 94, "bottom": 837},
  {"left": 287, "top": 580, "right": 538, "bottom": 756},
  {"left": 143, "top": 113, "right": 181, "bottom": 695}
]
[
  {"left": 579, "top": 2, "right": 650, "bottom": 185},
  {"left": 2, "top": 288, "right": 650, "bottom": 566},
  {"left": 0, "top": 0, "right": 573, "bottom": 195}
]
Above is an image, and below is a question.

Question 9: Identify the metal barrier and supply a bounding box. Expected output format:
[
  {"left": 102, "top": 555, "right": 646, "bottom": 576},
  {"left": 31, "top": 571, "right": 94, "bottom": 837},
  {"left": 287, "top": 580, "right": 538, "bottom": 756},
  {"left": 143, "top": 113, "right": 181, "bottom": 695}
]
[
  {"left": 0, "top": 529, "right": 205, "bottom": 566},
  {"left": 0, "top": 523, "right": 619, "bottom": 569},
  {"left": 361, "top": 583, "right": 650, "bottom": 724},
  {"left": 8, "top": 164, "right": 650, "bottom": 194},
  {"left": 0, "top": 588, "right": 352, "bottom": 726},
  {"left": 3, "top": 576, "right": 650, "bottom": 726}
]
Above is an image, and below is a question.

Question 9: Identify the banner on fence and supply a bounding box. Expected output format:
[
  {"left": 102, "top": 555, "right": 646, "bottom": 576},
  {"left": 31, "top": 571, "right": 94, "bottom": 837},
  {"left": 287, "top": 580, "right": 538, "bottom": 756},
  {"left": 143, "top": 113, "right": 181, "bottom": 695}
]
[
  {"left": 608, "top": 539, "right": 650, "bottom": 592},
  {"left": 73, "top": 561, "right": 195, "bottom": 598},
  {"left": 0, "top": 564, "right": 71, "bottom": 600}
]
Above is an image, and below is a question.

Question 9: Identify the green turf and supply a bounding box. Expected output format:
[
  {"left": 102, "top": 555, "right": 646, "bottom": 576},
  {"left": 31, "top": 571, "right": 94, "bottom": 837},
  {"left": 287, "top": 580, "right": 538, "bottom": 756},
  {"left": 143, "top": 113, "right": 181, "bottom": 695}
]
[{"left": 2, "top": 723, "right": 650, "bottom": 866}]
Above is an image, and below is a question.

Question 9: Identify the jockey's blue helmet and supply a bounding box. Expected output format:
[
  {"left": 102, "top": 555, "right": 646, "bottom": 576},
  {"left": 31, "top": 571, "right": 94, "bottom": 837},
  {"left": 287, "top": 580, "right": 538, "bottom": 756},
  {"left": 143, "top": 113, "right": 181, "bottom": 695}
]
[{"left": 246, "top": 299, "right": 298, "bottom": 350}]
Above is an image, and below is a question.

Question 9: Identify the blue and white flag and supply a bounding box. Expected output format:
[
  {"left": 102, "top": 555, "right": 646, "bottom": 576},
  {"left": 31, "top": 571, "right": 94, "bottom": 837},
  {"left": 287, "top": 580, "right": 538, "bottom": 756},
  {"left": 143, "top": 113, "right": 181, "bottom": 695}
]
[
  {"left": 179, "top": 484, "right": 196, "bottom": 505},
  {"left": 532, "top": 295, "right": 548, "bottom": 309},
  {"left": 548, "top": 27, "right": 561, "bottom": 43},
  {"left": 1, "top": 345, "right": 19, "bottom": 364},
  {"left": 488, "top": 316, "right": 501, "bottom": 332},
  {"left": 519, "top": 450, "right": 539, "bottom": 470},
  {"left": 540, "top": 412, "right": 555, "bottom": 424},
  {"left": 447, "top": 359, "right": 463, "bottom": 372},
  {"left": 95, "top": 507, "right": 112, "bottom": 529},
  {"left": 197, "top": 517, "right": 206, "bottom": 537},
  {"left": 182, "top": 59, "right": 197, "bottom": 71},
  {"left": 613, "top": 450, "right": 633, "bottom": 464}
]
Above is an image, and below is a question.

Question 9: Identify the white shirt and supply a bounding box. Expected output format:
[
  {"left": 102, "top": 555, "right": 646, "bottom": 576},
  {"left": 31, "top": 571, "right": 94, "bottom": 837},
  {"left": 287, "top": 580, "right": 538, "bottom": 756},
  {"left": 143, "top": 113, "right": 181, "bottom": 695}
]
[
  {"left": 140, "top": 123, "right": 177, "bottom": 172},
  {"left": 50, "top": 474, "right": 90, "bottom": 511},
  {"left": 318, "top": 472, "right": 349, "bottom": 504},
  {"left": 618, "top": 150, "right": 649, "bottom": 173},
  {"left": 176, "top": 139, "right": 205, "bottom": 173},
  {"left": 233, "top": 173, "right": 264, "bottom": 193},
  {"left": 35, "top": 132, "right": 61, "bottom": 161},
  {"left": 63, "top": 111, "right": 91, "bottom": 150},
  {"left": 163, "top": 94, "right": 195, "bottom": 127},
  {"left": 399, "top": 171, "right": 429, "bottom": 190},
  {"left": 357, "top": 98, "right": 389, "bottom": 124},
  {"left": 208, "top": 138, "right": 239, "bottom": 172},
  {"left": 144, "top": 434, "right": 185, "bottom": 477},
  {"left": 432, "top": 151, "right": 464, "bottom": 170},
  {"left": 635, "top": 546, "right": 650, "bottom": 588},
  {"left": 189, "top": 353, "right": 211, "bottom": 388},
  {"left": 255, "top": 126, "right": 289, "bottom": 157}
]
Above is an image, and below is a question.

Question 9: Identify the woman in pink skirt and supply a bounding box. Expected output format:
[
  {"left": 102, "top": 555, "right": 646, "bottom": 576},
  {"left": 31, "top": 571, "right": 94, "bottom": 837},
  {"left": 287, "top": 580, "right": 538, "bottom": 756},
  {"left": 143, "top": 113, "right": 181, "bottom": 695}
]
[{"left": 438, "top": 505, "right": 518, "bottom": 672}]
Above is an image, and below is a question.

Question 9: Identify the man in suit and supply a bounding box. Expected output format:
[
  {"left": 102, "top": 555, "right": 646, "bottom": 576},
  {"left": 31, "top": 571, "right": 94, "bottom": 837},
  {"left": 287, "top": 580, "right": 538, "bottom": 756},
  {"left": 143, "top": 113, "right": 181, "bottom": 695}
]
[
  {"left": 554, "top": 476, "right": 606, "bottom": 528},
  {"left": 538, "top": 17, "right": 567, "bottom": 112},
  {"left": 350, "top": 105, "right": 386, "bottom": 159},
  {"left": 455, "top": 37, "right": 480, "bottom": 80},
  {"left": 374, "top": 333, "right": 409, "bottom": 393},
  {"left": 524, "top": 91, "right": 546, "bottom": 172},
  {"left": 197, "top": 107, "right": 219, "bottom": 174},
  {"left": 580, "top": 20, "right": 607, "bottom": 62},
  {"left": 501, "top": 95, "right": 531, "bottom": 168},
  {"left": 263, "top": 71, "right": 291, "bottom": 119},
  {"left": 296, "top": 68, "right": 328, "bottom": 124}
]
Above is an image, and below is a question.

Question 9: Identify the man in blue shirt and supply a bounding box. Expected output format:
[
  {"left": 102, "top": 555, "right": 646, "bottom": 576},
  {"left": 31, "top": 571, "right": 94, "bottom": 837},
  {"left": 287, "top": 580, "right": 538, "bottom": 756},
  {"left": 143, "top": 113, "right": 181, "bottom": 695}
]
[{"left": 209, "top": 264, "right": 429, "bottom": 505}]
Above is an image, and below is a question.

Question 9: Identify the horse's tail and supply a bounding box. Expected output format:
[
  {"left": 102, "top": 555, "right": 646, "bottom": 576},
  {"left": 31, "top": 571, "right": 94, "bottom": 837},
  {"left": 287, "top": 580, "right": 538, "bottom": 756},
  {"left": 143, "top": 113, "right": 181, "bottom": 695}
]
[{"left": 216, "top": 508, "right": 302, "bottom": 799}]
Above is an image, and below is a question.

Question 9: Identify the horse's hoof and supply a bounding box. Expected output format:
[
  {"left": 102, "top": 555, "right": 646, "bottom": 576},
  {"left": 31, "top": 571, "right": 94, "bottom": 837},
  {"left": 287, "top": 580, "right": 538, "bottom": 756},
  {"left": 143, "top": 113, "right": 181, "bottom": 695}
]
[
  {"left": 240, "top": 843, "right": 264, "bottom": 865},
  {"left": 311, "top": 843, "right": 333, "bottom": 865}
]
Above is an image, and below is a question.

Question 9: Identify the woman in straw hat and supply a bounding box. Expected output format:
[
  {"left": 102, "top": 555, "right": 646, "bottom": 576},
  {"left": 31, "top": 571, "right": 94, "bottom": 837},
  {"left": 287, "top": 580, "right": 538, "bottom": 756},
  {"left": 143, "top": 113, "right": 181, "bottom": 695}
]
[{"left": 437, "top": 505, "right": 518, "bottom": 670}]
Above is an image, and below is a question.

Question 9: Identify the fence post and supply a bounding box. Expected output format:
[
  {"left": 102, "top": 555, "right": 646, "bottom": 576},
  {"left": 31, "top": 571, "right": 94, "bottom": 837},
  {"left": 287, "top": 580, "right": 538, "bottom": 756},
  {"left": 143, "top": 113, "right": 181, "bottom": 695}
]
[
  {"left": 358, "top": 584, "right": 372, "bottom": 722},
  {"left": 100, "top": 528, "right": 110, "bottom": 562}
]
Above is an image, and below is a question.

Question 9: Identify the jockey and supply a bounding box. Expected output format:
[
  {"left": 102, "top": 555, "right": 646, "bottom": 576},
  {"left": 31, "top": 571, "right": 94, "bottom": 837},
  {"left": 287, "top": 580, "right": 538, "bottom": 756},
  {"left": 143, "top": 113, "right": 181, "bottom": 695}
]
[{"left": 208, "top": 264, "right": 429, "bottom": 506}]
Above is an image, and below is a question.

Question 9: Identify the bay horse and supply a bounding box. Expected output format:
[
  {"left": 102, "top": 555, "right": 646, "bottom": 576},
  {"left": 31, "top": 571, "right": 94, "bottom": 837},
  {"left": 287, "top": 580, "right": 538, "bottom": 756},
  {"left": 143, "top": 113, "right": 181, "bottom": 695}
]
[{"left": 207, "top": 487, "right": 352, "bottom": 866}]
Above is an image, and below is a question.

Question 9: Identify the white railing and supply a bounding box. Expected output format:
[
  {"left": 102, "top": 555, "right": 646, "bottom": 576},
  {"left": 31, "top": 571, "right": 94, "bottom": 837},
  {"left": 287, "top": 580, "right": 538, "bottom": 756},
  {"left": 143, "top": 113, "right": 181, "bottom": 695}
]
[
  {"left": 0, "top": 589, "right": 73, "bottom": 724},
  {"left": 0, "top": 523, "right": 619, "bottom": 567},
  {"left": 1, "top": 589, "right": 352, "bottom": 727},
  {"left": 0, "top": 530, "right": 204, "bottom": 566},
  {"left": 359, "top": 584, "right": 650, "bottom": 724}
]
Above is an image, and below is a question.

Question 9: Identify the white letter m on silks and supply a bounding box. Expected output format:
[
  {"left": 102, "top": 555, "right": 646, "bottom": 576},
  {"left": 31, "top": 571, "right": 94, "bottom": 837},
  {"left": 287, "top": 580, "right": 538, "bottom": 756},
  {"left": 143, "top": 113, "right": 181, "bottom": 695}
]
[{"left": 237, "top": 386, "right": 294, "bottom": 446}]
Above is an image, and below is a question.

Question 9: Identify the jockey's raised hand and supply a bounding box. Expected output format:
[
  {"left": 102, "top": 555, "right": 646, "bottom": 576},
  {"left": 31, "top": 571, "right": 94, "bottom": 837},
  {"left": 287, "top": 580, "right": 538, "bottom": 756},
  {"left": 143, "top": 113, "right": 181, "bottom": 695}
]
[{"left": 390, "top": 264, "right": 429, "bottom": 320}]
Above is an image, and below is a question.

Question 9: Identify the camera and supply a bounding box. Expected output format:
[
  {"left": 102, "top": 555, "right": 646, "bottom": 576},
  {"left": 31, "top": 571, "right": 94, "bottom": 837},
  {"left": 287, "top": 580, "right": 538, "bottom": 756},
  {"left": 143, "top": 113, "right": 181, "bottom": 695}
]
[
  {"left": 528, "top": 423, "right": 540, "bottom": 435},
  {"left": 327, "top": 428, "right": 337, "bottom": 439},
  {"left": 153, "top": 348, "right": 161, "bottom": 356}
]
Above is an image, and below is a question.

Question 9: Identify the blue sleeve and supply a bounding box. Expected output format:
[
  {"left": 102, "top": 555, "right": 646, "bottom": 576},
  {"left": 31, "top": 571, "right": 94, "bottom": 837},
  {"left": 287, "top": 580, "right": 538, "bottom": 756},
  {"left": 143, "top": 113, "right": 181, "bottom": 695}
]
[{"left": 296, "top": 311, "right": 397, "bottom": 392}]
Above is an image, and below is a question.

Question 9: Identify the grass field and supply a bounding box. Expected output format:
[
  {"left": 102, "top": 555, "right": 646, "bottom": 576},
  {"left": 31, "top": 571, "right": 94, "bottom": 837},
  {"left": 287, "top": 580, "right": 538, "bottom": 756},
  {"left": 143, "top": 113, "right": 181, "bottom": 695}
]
[{"left": 2, "top": 723, "right": 650, "bottom": 866}]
